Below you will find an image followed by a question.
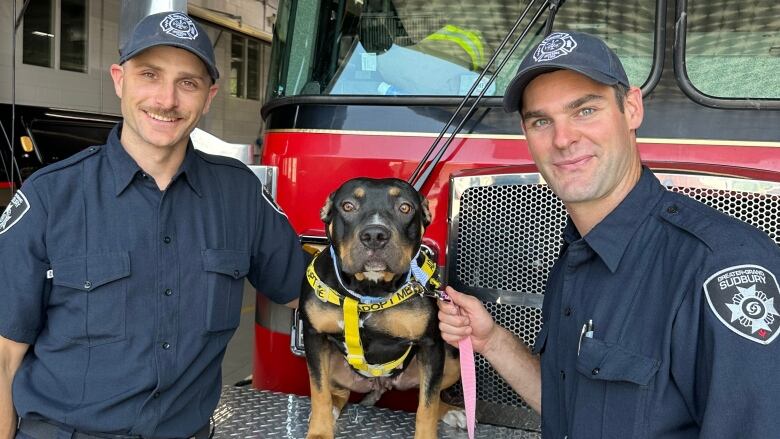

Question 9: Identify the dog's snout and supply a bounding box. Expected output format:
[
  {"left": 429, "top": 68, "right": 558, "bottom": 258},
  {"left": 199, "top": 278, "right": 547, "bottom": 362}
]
[{"left": 360, "top": 225, "right": 391, "bottom": 249}]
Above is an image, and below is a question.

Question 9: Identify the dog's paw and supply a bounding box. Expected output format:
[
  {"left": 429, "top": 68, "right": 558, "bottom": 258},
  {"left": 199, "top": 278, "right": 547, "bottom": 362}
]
[{"left": 441, "top": 408, "right": 467, "bottom": 429}]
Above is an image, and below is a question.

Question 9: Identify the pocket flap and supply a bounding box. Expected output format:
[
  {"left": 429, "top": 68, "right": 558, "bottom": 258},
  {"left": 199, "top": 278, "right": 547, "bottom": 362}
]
[
  {"left": 202, "top": 249, "right": 250, "bottom": 279},
  {"left": 531, "top": 325, "right": 549, "bottom": 355},
  {"left": 51, "top": 252, "right": 131, "bottom": 290},
  {"left": 576, "top": 337, "right": 660, "bottom": 386}
]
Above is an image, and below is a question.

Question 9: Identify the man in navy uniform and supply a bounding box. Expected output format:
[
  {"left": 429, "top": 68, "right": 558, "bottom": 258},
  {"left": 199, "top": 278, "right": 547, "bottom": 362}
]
[
  {"left": 438, "top": 31, "right": 780, "bottom": 437},
  {"left": 0, "top": 11, "right": 306, "bottom": 439}
]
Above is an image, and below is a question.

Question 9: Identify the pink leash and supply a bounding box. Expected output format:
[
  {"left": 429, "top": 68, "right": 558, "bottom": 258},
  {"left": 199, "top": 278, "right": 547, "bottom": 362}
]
[
  {"left": 459, "top": 335, "right": 477, "bottom": 439},
  {"left": 440, "top": 289, "right": 476, "bottom": 439}
]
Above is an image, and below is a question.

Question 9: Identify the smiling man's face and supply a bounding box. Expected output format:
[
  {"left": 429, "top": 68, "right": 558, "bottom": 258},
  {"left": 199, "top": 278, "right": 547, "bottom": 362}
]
[
  {"left": 520, "top": 69, "right": 643, "bottom": 208},
  {"left": 110, "top": 45, "right": 218, "bottom": 154}
]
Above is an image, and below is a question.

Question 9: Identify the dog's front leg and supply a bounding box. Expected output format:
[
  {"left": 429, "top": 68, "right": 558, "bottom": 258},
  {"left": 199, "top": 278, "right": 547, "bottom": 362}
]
[
  {"left": 414, "top": 338, "right": 446, "bottom": 439},
  {"left": 303, "top": 327, "right": 338, "bottom": 439}
]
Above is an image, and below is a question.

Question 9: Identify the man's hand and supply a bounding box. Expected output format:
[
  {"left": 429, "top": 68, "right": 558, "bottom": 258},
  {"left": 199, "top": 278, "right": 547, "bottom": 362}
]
[
  {"left": 0, "top": 335, "right": 29, "bottom": 439},
  {"left": 437, "top": 286, "right": 542, "bottom": 414},
  {"left": 437, "top": 286, "right": 499, "bottom": 355}
]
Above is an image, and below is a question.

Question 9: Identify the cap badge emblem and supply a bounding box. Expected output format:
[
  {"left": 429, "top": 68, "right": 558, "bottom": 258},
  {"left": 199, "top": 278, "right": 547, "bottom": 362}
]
[
  {"left": 533, "top": 32, "right": 577, "bottom": 62},
  {"left": 159, "top": 13, "right": 198, "bottom": 40}
]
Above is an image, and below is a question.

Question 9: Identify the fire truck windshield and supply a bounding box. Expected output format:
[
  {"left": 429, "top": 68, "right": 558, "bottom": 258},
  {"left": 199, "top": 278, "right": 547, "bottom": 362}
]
[{"left": 267, "top": 0, "right": 657, "bottom": 98}]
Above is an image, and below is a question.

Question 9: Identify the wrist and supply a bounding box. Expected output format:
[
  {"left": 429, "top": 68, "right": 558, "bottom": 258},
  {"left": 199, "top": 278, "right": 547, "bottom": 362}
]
[{"left": 480, "top": 324, "right": 505, "bottom": 358}]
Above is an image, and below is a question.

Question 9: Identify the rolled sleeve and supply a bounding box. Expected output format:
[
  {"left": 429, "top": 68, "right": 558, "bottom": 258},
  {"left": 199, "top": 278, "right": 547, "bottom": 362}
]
[{"left": 0, "top": 181, "right": 49, "bottom": 343}]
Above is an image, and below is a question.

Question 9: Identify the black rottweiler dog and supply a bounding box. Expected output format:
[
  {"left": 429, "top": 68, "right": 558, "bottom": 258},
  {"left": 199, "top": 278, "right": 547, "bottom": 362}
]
[{"left": 300, "top": 177, "right": 462, "bottom": 439}]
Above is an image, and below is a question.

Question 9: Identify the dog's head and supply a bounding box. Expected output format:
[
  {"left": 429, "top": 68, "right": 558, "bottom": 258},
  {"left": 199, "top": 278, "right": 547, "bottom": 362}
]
[{"left": 320, "top": 178, "right": 431, "bottom": 284}]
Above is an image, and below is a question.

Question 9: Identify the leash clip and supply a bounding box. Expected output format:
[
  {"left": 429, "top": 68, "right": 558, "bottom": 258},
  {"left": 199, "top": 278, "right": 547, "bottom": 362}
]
[{"left": 422, "top": 287, "right": 451, "bottom": 302}]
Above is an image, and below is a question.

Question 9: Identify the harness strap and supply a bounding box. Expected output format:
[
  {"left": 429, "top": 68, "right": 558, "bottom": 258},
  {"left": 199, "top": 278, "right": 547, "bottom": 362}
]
[{"left": 343, "top": 296, "right": 413, "bottom": 376}]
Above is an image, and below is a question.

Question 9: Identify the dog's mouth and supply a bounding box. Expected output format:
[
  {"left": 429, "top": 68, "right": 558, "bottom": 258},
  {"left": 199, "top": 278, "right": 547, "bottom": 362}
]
[{"left": 363, "top": 260, "right": 388, "bottom": 272}]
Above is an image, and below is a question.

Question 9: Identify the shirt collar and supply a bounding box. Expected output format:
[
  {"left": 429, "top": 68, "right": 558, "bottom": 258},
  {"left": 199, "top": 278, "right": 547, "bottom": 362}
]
[
  {"left": 106, "top": 123, "right": 202, "bottom": 197},
  {"left": 572, "top": 166, "right": 666, "bottom": 273}
]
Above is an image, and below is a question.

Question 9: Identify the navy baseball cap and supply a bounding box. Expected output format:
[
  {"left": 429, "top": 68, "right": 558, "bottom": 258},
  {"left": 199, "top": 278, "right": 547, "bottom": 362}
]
[
  {"left": 119, "top": 12, "right": 219, "bottom": 82},
  {"left": 503, "top": 31, "right": 628, "bottom": 113}
]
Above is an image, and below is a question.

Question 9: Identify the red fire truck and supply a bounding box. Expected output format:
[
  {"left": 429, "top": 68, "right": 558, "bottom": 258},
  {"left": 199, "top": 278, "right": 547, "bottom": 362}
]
[{"left": 220, "top": 0, "right": 780, "bottom": 435}]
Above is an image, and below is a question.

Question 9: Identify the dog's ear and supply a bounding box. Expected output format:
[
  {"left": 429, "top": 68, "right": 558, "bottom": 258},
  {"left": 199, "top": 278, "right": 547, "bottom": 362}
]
[
  {"left": 320, "top": 193, "right": 334, "bottom": 223},
  {"left": 421, "top": 197, "right": 432, "bottom": 227}
]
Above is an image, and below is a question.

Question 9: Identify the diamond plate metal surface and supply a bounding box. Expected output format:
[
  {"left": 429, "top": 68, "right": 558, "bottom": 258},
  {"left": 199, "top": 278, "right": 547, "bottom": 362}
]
[{"left": 213, "top": 386, "right": 540, "bottom": 438}]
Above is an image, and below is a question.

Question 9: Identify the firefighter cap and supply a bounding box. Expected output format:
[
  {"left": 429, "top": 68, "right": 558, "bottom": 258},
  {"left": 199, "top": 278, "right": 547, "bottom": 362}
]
[
  {"left": 119, "top": 11, "right": 219, "bottom": 82},
  {"left": 503, "top": 31, "right": 628, "bottom": 113}
]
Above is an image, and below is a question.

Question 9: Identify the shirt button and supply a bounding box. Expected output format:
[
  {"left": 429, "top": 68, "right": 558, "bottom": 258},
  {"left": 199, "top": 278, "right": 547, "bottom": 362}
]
[
  {"left": 162, "top": 342, "right": 171, "bottom": 350},
  {"left": 83, "top": 281, "right": 92, "bottom": 289},
  {"left": 153, "top": 391, "right": 160, "bottom": 398},
  {"left": 564, "top": 307, "right": 572, "bottom": 316},
  {"left": 163, "top": 236, "right": 171, "bottom": 244},
  {"left": 592, "top": 368, "right": 600, "bottom": 376},
  {"left": 666, "top": 205, "right": 679, "bottom": 214},
  {"left": 164, "top": 288, "right": 173, "bottom": 296},
  {"left": 233, "top": 270, "right": 240, "bottom": 278},
  {"left": 560, "top": 370, "right": 566, "bottom": 381}
]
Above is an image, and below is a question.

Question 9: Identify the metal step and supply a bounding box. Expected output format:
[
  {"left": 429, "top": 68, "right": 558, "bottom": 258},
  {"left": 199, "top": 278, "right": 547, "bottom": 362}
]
[{"left": 213, "top": 386, "right": 541, "bottom": 438}]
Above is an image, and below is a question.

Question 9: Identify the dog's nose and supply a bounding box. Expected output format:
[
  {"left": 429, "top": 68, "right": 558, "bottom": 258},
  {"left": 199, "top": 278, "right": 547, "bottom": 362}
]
[{"left": 360, "top": 225, "right": 391, "bottom": 249}]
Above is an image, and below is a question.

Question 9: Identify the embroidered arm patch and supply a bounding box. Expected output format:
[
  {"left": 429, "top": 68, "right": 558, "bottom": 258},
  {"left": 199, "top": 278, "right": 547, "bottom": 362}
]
[
  {"left": 0, "top": 191, "right": 30, "bottom": 235},
  {"left": 704, "top": 264, "right": 780, "bottom": 345}
]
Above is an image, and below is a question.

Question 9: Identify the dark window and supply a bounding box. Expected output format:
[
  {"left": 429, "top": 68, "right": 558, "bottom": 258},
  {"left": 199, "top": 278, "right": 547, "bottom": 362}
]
[
  {"left": 247, "top": 40, "right": 261, "bottom": 99},
  {"left": 60, "top": 0, "right": 88, "bottom": 73},
  {"left": 23, "top": 0, "right": 54, "bottom": 68},
  {"left": 231, "top": 36, "right": 246, "bottom": 98}
]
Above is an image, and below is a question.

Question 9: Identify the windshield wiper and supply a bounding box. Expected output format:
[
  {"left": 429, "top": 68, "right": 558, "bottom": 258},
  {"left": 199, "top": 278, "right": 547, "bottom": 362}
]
[{"left": 408, "top": 0, "right": 566, "bottom": 192}]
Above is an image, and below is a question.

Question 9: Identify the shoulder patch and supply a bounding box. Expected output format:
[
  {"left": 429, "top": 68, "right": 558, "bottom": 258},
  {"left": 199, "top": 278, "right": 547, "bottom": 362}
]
[
  {"left": 0, "top": 191, "right": 30, "bottom": 235},
  {"left": 704, "top": 264, "right": 780, "bottom": 345}
]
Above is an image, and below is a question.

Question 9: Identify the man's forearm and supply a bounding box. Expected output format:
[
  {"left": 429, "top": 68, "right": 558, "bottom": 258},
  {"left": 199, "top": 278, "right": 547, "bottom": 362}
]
[
  {"left": 0, "top": 336, "right": 28, "bottom": 439},
  {"left": 481, "top": 325, "right": 542, "bottom": 414},
  {"left": 0, "top": 370, "right": 17, "bottom": 439}
]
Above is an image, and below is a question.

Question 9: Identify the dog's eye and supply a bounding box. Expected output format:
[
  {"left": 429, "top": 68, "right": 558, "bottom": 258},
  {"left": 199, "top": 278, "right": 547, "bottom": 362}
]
[
  {"left": 342, "top": 201, "right": 355, "bottom": 212},
  {"left": 399, "top": 203, "right": 413, "bottom": 214}
]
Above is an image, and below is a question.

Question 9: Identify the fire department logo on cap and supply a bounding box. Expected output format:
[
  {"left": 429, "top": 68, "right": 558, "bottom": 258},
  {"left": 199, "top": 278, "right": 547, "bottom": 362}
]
[
  {"left": 704, "top": 264, "right": 780, "bottom": 345},
  {"left": 533, "top": 32, "right": 578, "bottom": 62},
  {"left": 160, "top": 13, "right": 199, "bottom": 40},
  {"left": 0, "top": 191, "right": 30, "bottom": 235}
]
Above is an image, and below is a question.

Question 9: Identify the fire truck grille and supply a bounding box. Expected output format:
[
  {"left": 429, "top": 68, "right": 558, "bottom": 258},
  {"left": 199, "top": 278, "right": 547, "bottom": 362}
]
[{"left": 447, "top": 171, "right": 780, "bottom": 429}]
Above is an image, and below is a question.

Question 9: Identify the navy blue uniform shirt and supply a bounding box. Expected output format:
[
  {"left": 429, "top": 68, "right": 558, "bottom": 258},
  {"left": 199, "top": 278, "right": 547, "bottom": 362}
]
[
  {"left": 0, "top": 124, "right": 306, "bottom": 437},
  {"left": 535, "top": 167, "right": 780, "bottom": 438}
]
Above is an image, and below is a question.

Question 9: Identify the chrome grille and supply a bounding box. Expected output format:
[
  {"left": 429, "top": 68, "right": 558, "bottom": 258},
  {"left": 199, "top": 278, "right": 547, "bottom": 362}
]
[{"left": 447, "top": 171, "right": 780, "bottom": 429}]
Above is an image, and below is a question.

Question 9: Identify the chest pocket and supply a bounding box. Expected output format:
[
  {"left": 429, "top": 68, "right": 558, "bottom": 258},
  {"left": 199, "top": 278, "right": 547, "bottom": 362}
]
[
  {"left": 203, "top": 249, "right": 250, "bottom": 332},
  {"left": 571, "top": 337, "right": 660, "bottom": 439},
  {"left": 50, "top": 252, "right": 130, "bottom": 346}
]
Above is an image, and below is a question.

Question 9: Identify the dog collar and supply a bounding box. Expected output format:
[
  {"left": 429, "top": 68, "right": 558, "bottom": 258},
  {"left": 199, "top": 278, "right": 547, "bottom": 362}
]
[
  {"left": 306, "top": 250, "right": 441, "bottom": 311},
  {"left": 306, "top": 249, "right": 442, "bottom": 376}
]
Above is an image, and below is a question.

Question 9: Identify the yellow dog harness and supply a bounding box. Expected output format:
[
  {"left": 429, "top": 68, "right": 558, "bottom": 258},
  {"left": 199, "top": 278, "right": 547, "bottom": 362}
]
[{"left": 306, "top": 250, "right": 441, "bottom": 377}]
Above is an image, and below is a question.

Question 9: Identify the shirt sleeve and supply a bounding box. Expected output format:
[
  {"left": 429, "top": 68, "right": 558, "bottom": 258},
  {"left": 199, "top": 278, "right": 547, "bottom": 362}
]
[
  {"left": 0, "top": 180, "right": 49, "bottom": 344},
  {"left": 672, "top": 245, "right": 780, "bottom": 437},
  {"left": 247, "top": 184, "right": 307, "bottom": 304}
]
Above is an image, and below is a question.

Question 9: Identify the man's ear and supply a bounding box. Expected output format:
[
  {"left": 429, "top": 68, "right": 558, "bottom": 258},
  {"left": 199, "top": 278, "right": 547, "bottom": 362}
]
[
  {"left": 201, "top": 83, "right": 219, "bottom": 115},
  {"left": 109, "top": 64, "right": 124, "bottom": 99},
  {"left": 624, "top": 86, "right": 644, "bottom": 131},
  {"left": 421, "top": 197, "right": 432, "bottom": 228}
]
